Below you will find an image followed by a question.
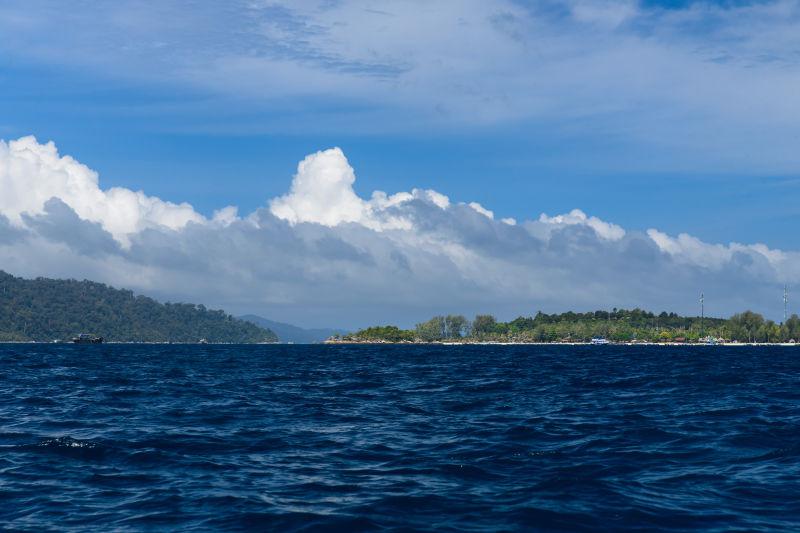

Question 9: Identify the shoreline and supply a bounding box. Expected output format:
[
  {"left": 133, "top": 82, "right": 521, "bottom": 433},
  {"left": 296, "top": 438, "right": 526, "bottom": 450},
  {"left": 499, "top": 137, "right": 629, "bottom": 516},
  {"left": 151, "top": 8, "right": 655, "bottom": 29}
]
[
  {"left": 0, "top": 340, "right": 796, "bottom": 347},
  {"left": 0, "top": 341, "right": 280, "bottom": 345},
  {"left": 324, "top": 340, "right": 799, "bottom": 347}
]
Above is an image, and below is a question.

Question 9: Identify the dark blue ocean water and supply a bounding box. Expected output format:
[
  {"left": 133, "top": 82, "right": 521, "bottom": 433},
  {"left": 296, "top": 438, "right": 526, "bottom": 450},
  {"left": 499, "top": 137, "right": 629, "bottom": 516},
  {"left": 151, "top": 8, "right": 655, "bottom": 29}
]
[{"left": 1, "top": 344, "right": 799, "bottom": 532}]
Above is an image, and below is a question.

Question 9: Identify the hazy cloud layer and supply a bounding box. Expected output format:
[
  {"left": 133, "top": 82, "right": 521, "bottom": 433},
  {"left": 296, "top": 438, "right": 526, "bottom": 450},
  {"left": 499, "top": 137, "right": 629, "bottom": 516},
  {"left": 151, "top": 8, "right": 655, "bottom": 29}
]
[{"left": 0, "top": 136, "right": 795, "bottom": 327}]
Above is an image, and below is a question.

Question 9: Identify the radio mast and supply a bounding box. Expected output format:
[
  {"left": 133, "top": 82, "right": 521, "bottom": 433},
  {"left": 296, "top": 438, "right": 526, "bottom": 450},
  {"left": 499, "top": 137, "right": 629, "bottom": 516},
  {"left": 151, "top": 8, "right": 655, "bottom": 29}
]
[
  {"left": 700, "top": 292, "right": 704, "bottom": 338},
  {"left": 784, "top": 285, "right": 789, "bottom": 323}
]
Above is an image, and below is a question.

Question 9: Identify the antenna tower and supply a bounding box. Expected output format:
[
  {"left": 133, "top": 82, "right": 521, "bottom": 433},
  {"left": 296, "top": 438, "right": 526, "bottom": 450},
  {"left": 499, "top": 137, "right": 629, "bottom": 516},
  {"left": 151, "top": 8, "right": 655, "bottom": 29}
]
[
  {"left": 700, "top": 292, "right": 704, "bottom": 338},
  {"left": 784, "top": 285, "right": 789, "bottom": 323}
]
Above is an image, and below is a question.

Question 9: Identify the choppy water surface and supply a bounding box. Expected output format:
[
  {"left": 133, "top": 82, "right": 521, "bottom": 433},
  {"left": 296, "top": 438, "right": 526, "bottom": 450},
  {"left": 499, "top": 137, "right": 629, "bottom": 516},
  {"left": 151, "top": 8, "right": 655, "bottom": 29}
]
[{"left": 1, "top": 344, "right": 799, "bottom": 531}]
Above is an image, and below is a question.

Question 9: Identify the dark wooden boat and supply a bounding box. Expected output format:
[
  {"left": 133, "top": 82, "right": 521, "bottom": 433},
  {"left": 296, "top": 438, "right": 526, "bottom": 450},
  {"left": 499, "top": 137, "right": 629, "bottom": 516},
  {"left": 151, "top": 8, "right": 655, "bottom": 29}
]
[{"left": 71, "top": 334, "right": 103, "bottom": 344}]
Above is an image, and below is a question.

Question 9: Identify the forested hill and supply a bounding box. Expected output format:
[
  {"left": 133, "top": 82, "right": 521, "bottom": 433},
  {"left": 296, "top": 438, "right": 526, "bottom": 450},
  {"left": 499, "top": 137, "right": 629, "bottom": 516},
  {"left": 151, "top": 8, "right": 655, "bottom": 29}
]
[{"left": 0, "top": 271, "right": 277, "bottom": 343}]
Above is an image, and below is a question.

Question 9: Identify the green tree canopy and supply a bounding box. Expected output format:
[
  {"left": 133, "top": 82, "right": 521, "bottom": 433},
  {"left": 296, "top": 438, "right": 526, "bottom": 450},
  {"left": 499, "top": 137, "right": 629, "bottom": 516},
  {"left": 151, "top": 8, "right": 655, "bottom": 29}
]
[{"left": 0, "top": 271, "right": 276, "bottom": 343}]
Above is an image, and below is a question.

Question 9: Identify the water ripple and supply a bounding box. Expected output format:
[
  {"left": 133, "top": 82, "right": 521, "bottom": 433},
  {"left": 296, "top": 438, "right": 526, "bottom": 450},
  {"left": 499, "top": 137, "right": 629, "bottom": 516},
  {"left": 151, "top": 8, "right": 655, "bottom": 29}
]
[{"left": 1, "top": 344, "right": 799, "bottom": 531}]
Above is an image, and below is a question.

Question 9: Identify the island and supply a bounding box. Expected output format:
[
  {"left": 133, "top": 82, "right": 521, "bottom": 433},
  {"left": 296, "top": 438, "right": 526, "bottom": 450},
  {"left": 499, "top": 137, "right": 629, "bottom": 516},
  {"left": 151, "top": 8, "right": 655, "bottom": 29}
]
[
  {"left": 0, "top": 271, "right": 276, "bottom": 344},
  {"left": 329, "top": 309, "right": 800, "bottom": 345}
]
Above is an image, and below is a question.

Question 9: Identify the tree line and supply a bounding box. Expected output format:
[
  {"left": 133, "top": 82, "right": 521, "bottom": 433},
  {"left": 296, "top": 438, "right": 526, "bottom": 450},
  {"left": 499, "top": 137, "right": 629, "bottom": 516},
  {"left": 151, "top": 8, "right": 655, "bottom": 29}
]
[
  {"left": 337, "top": 308, "right": 800, "bottom": 343},
  {"left": 0, "top": 271, "right": 277, "bottom": 343}
]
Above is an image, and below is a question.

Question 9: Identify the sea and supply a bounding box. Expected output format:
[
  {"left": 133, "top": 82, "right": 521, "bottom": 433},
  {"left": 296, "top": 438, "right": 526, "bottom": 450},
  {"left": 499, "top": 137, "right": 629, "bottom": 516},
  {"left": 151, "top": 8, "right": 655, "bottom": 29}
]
[{"left": 1, "top": 344, "right": 798, "bottom": 532}]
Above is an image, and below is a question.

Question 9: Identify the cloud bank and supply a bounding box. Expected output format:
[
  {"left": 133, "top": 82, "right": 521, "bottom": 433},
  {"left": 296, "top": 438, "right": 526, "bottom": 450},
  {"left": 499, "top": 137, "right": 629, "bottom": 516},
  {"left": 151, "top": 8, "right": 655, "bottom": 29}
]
[{"left": 0, "top": 136, "right": 796, "bottom": 327}]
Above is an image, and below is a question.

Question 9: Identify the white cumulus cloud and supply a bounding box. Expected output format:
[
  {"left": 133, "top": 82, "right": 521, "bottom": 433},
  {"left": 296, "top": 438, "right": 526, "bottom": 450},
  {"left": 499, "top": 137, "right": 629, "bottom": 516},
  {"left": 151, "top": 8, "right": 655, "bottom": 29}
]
[
  {"left": 0, "top": 136, "right": 203, "bottom": 245},
  {"left": 538, "top": 209, "right": 626, "bottom": 241},
  {"left": 468, "top": 202, "right": 494, "bottom": 219},
  {"left": 268, "top": 147, "right": 445, "bottom": 232},
  {"left": 269, "top": 147, "right": 367, "bottom": 227}
]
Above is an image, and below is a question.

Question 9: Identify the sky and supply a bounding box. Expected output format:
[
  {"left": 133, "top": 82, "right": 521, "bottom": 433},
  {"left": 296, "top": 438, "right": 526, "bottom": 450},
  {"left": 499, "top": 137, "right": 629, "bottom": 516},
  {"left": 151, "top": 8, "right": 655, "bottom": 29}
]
[{"left": 1, "top": 0, "right": 799, "bottom": 328}]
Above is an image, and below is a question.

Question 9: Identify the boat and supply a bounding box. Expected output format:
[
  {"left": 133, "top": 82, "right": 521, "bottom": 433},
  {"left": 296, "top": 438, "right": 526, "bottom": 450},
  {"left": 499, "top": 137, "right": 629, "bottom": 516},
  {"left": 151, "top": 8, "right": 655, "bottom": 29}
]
[
  {"left": 591, "top": 337, "right": 610, "bottom": 345},
  {"left": 71, "top": 333, "right": 103, "bottom": 344}
]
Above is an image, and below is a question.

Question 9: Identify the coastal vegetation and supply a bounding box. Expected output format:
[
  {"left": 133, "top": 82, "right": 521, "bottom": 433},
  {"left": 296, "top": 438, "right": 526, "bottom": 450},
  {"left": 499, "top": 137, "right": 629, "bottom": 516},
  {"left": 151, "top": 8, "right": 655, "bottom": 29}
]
[
  {"left": 0, "top": 271, "right": 277, "bottom": 343},
  {"left": 335, "top": 309, "right": 800, "bottom": 344}
]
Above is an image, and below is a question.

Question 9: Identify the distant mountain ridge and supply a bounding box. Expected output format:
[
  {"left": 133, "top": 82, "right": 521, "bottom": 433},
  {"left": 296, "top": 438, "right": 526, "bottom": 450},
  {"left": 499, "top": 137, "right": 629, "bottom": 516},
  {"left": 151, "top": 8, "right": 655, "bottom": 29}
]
[
  {"left": 239, "top": 315, "right": 341, "bottom": 344},
  {"left": 0, "top": 271, "right": 277, "bottom": 343}
]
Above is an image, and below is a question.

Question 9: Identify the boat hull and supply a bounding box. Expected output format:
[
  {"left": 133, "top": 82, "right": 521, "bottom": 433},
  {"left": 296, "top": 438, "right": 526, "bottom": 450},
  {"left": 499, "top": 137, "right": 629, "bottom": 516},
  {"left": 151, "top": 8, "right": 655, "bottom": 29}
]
[{"left": 71, "top": 336, "right": 103, "bottom": 344}]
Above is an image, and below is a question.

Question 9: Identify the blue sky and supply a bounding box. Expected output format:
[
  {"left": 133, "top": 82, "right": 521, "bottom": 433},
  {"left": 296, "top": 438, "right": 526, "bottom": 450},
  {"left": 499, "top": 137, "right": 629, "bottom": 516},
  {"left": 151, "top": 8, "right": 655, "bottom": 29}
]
[
  {"left": 2, "top": 0, "right": 798, "bottom": 246},
  {"left": 1, "top": 0, "right": 799, "bottom": 326}
]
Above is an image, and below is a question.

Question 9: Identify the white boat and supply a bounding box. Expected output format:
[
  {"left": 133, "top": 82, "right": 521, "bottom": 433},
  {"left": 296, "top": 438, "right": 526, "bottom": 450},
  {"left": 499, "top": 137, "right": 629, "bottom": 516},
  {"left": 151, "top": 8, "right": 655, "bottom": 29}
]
[{"left": 591, "top": 337, "right": 610, "bottom": 345}]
